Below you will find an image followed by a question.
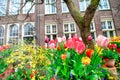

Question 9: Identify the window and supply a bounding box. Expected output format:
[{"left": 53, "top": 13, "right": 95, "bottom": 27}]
[
  {"left": 45, "top": 24, "right": 57, "bottom": 40},
  {"left": 0, "top": 26, "right": 4, "bottom": 45},
  {"left": 99, "top": 0, "right": 110, "bottom": 10},
  {"left": 101, "top": 19, "right": 116, "bottom": 37},
  {"left": 79, "top": 0, "right": 90, "bottom": 11},
  {"left": 23, "top": 0, "right": 34, "bottom": 14},
  {"left": 45, "top": 0, "right": 56, "bottom": 14},
  {"left": 23, "top": 23, "right": 34, "bottom": 44},
  {"left": 9, "top": 0, "right": 21, "bottom": 15},
  {"left": 61, "top": 0, "right": 69, "bottom": 13},
  {"left": 63, "top": 23, "right": 76, "bottom": 39},
  {"left": 0, "top": 0, "right": 7, "bottom": 16},
  {"left": 8, "top": 24, "right": 19, "bottom": 45},
  {"left": 90, "top": 22, "right": 96, "bottom": 40}
]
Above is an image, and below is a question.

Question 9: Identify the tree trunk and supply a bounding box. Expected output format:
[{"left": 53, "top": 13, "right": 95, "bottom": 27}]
[
  {"left": 80, "top": 23, "right": 94, "bottom": 49},
  {"left": 64, "top": 0, "right": 100, "bottom": 49}
]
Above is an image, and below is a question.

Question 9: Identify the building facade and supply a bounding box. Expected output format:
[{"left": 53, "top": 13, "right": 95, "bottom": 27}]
[{"left": 0, "top": 0, "right": 120, "bottom": 46}]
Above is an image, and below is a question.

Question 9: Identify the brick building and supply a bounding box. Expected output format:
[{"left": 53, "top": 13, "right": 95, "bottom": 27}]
[{"left": 0, "top": 0, "right": 120, "bottom": 46}]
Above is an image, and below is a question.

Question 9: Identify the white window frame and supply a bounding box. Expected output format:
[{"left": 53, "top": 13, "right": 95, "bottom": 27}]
[
  {"left": 7, "top": 23, "right": 19, "bottom": 44},
  {"left": 61, "top": 0, "right": 69, "bottom": 13},
  {"left": 45, "top": 24, "right": 57, "bottom": 40},
  {"left": 23, "top": 0, "right": 35, "bottom": 14},
  {"left": 90, "top": 21, "right": 96, "bottom": 40},
  {"left": 9, "top": 0, "right": 21, "bottom": 15},
  {"left": 45, "top": 0, "right": 56, "bottom": 14},
  {"left": 0, "top": 25, "right": 5, "bottom": 45},
  {"left": 22, "top": 22, "right": 35, "bottom": 44},
  {"left": 79, "top": 0, "right": 90, "bottom": 11},
  {"left": 63, "top": 22, "right": 76, "bottom": 38},
  {"left": 0, "top": 0, "right": 7, "bottom": 16},
  {"left": 98, "top": 0, "right": 110, "bottom": 10},
  {"left": 101, "top": 19, "right": 116, "bottom": 38}
]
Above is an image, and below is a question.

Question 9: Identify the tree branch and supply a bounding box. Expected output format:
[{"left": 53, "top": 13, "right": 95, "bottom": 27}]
[
  {"left": 64, "top": 0, "right": 83, "bottom": 28},
  {"left": 83, "top": 0, "right": 100, "bottom": 27}
]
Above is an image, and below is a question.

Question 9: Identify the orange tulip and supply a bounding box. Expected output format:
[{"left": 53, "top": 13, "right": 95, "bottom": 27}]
[
  {"left": 82, "top": 57, "right": 91, "bottom": 65},
  {"left": 61, "top": 54, "right": 67, "bottom": 60}
]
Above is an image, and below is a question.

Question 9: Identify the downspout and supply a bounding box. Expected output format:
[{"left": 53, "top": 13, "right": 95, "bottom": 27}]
[{"left": 37, "top": 0, "right": 40, "bottom": 45}]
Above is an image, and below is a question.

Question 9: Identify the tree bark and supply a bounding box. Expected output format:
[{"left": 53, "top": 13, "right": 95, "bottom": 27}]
[{"left": 64, "top": 0, "right": 100, "bottom": 49}]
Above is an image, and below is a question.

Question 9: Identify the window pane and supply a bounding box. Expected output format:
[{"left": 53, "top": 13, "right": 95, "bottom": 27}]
[
  {"left": 9, "top": 37, "right": 18, "bottom": 45},
  {"left": 91, "top": 32, "right": 95, "bottom": 40},
  {"left": 70, "top": 24, "right": 75, "bottom": 32},
  {"left": 0, "top": 0, "right": 7, "bottom": 16},
  {"left": 65, "top": 34, "right": 69, "bottom": 39},
  {"left": 23, "top": 1, "right": 34, "bottom": 14},
  {"left": 80, "top": 0, "right": 85, "bottom": 11},
  {"left": 24, "top": 23, "right": 34, "bottom": 36},
  {"left": 9, "top": 0, "right": 21, "bottom": 15},
  {"left": 52, "top": 25, "right": 56, "bottom": 33},
  {"left": 62, "top": 1, "right": 69, "bottom": 13},
  {"left": 64, "top": 24, "right": 69, "bottom": 32},
  {"left": 51, "top": 3, "right": 56, "bottom": 13},
  {"left": 0, "top": 38, "right": 3, "bottom": 45},
  {"left": 99, "top": 0, "right": 109, "bottom": 10},
  {"left": 53, "top": 35, "right": 56, "bottom": 40},
  {"left": 46, "top": 25, "right": 50, "bottom": 33},
  {"left": 9, "top": 24, "right": 18, "bottom": 36},
  {"left": 103, "top": 31, "right": 107, "bottom": 37},
  {"left": 45, "top": 0, "right": 56, "bottom": 14},
  {"left": 86, "top": 0, "right": 90, "bottom": 7},
  {"left": 101, "top": 22, "right": 106, "bottom": 29},
  {"left": 90, "top": 22, "right": 94, "bottom": 30},
  {"left": 0, "top": 26, "right": 4, "bottom": 37},
  {"left": 107, "top": 21, "right": 112, "bottom": 29},
  {"left": 109, "top": 31, "right": 114, "bottom": 37}
]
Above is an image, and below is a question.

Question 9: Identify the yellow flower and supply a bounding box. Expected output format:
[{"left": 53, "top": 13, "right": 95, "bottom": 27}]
[
  {"left": 82, "top": 57, "right": 91, "bottom": 65},
  {"left": 108, "top": 76, "right": 115, "bottom": 80}
]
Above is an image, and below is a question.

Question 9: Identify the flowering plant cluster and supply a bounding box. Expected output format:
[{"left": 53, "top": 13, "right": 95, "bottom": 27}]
[
  {"left": 45, "top": 35, "right": 110, "bottom": 80},
  {"left": 96, "top": 35, "right": 119, "bottom": 60},
  {"left": 0, "top": 45, "right": 12, "bottom": 74},
  {"left": 0, "top": 44, "right": 50, "bottom": 80}
]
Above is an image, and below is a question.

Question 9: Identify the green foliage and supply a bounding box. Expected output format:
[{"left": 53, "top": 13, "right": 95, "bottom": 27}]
[
  {"left": 0, "top": 47, "right": 14, "bottom": 74},
  {"left": 45, "top": 43, "right": 108, "bottom": 79},
  {"left": 102, "top": 48, "right": 119, "bottom": 60}
]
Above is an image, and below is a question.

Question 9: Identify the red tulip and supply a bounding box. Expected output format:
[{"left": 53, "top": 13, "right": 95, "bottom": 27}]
[
  {"left": 30, "top": 73, "right": 34, "bottom": 78},
  {"left": 86, "top": 49, "right": 94, "bottom": 58},
  {"left": 117, "top": 48, "right": 120, "bottom": 54},
  {"left": 51, "top": 77, "right": 56, "bottom": 80},
  {"left": 57, "top": 46, "right": 61, "bottom": 50}
]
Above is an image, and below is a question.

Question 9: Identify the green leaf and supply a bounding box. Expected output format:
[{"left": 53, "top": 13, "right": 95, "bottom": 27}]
[
  {"left": 66, "top": 52, "right": 70, "bottom": 58},
  {"left": 71, "top": 69, "right": 77, "bottom": 76},
  {"left": 55, "top": 66, "right": 61, "bottom": 75},
  {"left": 89, "top": 74, "right": 99, "bottom": 80}
]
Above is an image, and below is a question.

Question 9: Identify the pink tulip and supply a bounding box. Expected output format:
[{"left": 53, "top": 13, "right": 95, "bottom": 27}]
[
  {"left": 66, "top": 38, "right": 74, "bottom": 49},
  {"left": 62, "top": 36, "right": 66, "bottom": 42},
  {"left": 87, "top": 35, "right": 93, "bottom": 41},
  {"left": 49, "top": 43, "right": 56, "bottom": 49},
  {"left": 74, "top": 41, "right": 85, "bottom": 54},
  {"left": 0, "top": 46, "right": 4, "bottom": 52},
  {"left": 45, "top": 36, "right": 50, "bottom": 43},
  {"left": 96, "top": 35, "right": 109, "bottom": 48},
  {"left": 49, "top": 40, "right": 56, "bottom": 49}
]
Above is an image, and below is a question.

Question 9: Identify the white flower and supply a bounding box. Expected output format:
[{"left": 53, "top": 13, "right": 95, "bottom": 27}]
[{"left": 57, "top": 37, "right": 62, "bottom": 42}]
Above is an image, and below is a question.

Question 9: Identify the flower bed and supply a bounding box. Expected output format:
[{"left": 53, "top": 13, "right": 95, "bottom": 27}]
[{"left": 0, "top": 36, "right": 120, "bottom": 80}]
